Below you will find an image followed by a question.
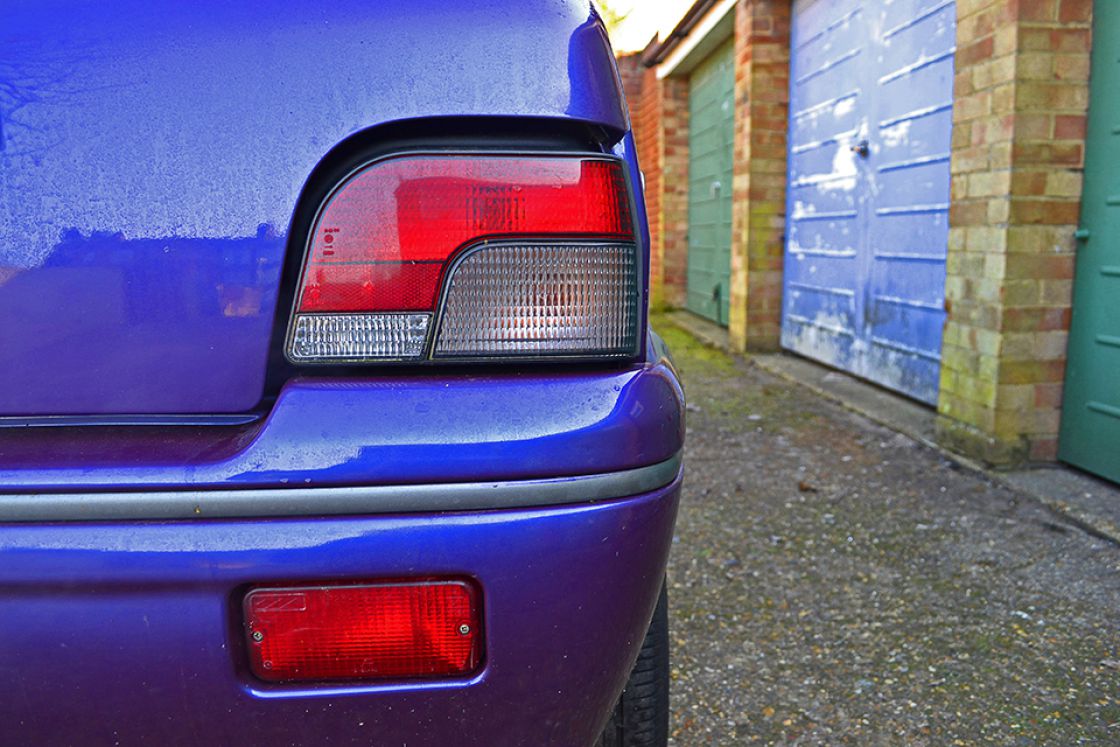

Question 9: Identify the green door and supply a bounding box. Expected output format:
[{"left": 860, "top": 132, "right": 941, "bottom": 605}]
[
  {"left": 1060, "top": 0, "right": 1120, "bottom": 482},
  {"left": 686, "top": 38, "right": 735, "bottom": 326}
]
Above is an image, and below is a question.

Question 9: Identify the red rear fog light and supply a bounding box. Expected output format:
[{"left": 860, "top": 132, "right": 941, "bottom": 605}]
[{"left": 243, "top": 580, "right": 482, "bottom": 683}]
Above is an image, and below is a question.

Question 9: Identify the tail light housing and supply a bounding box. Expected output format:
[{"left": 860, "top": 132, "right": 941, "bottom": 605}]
[{"left": 285, "top": 153, "right": 641, "bottom": 363}]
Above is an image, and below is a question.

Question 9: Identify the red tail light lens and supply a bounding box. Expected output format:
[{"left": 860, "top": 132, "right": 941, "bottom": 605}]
[
  {"left": 243, "top": 581, "right": 482, "bottom": 683},
  {"left": 286, "top": 154, "right": 640, "bottom": 363}
]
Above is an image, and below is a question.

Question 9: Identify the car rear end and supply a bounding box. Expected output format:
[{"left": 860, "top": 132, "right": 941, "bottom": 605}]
[{"left": 0, "top": 1, "right": 683, "bottom": 745}]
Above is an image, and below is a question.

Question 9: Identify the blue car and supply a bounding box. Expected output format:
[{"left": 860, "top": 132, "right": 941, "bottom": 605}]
[{"left": 0, "top": 1, "right": 684, "bottom": 744}]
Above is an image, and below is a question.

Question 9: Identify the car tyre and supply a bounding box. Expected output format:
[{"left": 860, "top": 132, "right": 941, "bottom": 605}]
[{"left": 595, "top": 582, "right": 670, "bottom": 747}]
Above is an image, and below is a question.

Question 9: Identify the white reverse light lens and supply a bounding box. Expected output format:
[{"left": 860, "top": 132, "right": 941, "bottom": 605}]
[
  {"left": 434, "top": 243, "right": 638, "bottom": 358},
  {"left": 289, "top": 313, "right": 430, "bottom": 362}
]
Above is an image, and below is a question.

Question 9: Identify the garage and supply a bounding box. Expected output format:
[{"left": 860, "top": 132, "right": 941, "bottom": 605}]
[
  {"left": 686, "top": 37, "right": 736, "bottom": 326},
  {"left": 1060, "top": 0, "right": 1120, "bottom": 483},
  {"left": 781, "top": 0, "right": 955, "bottom": 404}
]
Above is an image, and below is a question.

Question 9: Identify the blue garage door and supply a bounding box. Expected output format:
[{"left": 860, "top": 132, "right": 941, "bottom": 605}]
[{"left": 782, "top": 0, "right": 955, "bottom": 404}]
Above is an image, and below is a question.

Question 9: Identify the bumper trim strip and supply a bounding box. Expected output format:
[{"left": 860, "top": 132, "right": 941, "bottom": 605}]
[{"left": 0, "top": 452, "right": 682, "bottom": 522}]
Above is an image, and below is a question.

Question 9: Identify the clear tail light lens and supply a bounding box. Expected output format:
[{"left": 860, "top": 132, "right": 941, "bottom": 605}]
[
  {"left": 434, "top": 243, "right": 637, "bottom": 357},
  {"left": 286, "top": 154, "right": 640, "bottom": 363},
  {"left": 289, "top": 313, "right": 430, "bottom": 362}
]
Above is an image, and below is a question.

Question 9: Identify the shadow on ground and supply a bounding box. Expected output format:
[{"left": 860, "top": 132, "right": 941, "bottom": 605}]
[{"left": 657, "top": 319, "right": 1120, "bottom": 746}]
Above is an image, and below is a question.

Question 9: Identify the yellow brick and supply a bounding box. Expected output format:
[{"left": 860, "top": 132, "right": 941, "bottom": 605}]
[
  {"left": 979, "top": 353, "right": 1000, "bottom": 381},
  {"left": 993, "top": 27, "right": 1017, "bottom": 57},
  {"left": 1039, "top": 279, "right": 1073, "bottom": 305},
  {"left": 1002, "top": 279, "right": 1040, "bottom": 306},
  {"left": 939, "top": 368, "right": 961, "bottom": 397},
  {"left": 1055, "top": 54, "right": 1090, "bottom": 82},
  {"left": 987, "top": 197, "right": 1011, "bottom": 223},
  {"left": 941, "top": 344, "right": 977, "bottom": 374},
  {"left": 971, "top": 61, "right": 995, "bottom": 91},
  {"left": 994, "top": 408, "right": 1031, "bottom": 438},
  {"left": 971, "top": 276, "right": 1003, "bottom": 303},
  {"left": 995, "top": 384, "right": 1035, "bottom": 413},
  {"left": 952, "top": 175, "right": 969, "bottom": 200},
  {"left": 948, "top": 227, "right": 967, "bottom": 252},
  {"left": 942, "top": 321, "right": 966, "bottom": 348},
  {"left": 983, "top": 251, "right": 1007, "bottom": 276},
  {"left": 954, "top": 91, "right": 992, "bottom": 122},
  {"left": 990, "top": 54, "right": 1017, "bottom": 85},
  {"left": 969, "top": 170, "right": 1011, "bottom": 197},
  {"left": 945, "top": 275, "right": 966, "bottom": 301},
  {"left": 991, "top": 82, "right": 1016, "bottom": 115},
  {"left": 990, "top": 141, "right": 1013, "bottom": 169},
  {"left": 972, "top": 326, "right": 1003, "bottom": 356},
  {"left": 1017, "top": 53, "right": 1054, "bottom": 80},
  {"left": 965, "top": 225, "right": 1000, "bottom": 252},
  {"left": 1045, "top": 171, "right": 1084, "bottom": 198},
  {"left": 1007, "top": 226, "right": 1046, "bottom": 253},
  {"left": 952, "top": 146, "right": 991, "bottom": 174}
]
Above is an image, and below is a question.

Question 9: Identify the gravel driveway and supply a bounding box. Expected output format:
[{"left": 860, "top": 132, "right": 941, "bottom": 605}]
[{"left": 659, "top": 321, "right": 1120, "bottom": 746}]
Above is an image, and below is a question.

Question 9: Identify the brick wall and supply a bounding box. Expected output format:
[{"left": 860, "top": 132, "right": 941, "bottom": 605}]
[
  {"left": 618, "top": 51, "right": 690, "bottom": 310},
  {"left": 728, "top": 0, "right": 790, "bottom": 351},
  {"left": 658, "top": 75, "right": 692, "bottom": 309},
  {"left": 939, "top": 0, "right": 1092, "bottom": 465},
  {"left": 616, "top": 51, "right": 644, "bottom": 104}
]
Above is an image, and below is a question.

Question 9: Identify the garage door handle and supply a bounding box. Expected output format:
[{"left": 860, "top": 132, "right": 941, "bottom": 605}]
[
  {"left": 850, "top": 140, "right": 870, "bottom": 158},
  {"left": 1074, "top": 228, "right": 1091, "bottom": 241}
]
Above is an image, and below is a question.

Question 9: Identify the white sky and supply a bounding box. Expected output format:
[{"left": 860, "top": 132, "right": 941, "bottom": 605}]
[{"left": 605, "top": 0, "right": 695, "bottom": 53}]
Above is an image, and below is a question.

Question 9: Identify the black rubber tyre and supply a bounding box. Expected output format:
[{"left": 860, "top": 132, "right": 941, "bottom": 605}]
[{"left": 595, "top": 582, "right": 670, "bottom": 747}]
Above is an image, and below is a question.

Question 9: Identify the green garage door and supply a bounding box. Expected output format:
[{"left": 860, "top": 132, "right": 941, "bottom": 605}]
[
  {"left": 686, "top": 38, "right": 735, "bottom": 326},
  {"left": 1060, "top": 0, "right": 1120, "bottom": 482}
]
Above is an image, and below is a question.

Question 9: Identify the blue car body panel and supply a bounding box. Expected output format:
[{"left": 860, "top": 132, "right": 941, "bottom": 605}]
[
  {"left": 0, "top": 0, "right": 628, "bottom": 415},
  {"left": 0, "top": 479, "right": 681, "bottom": 747},
  {"left": 0, "top": 360, "right": 683, "bottom": 492},
  {"left": 0, "top": 2, "right": 682, "bottom": 745}
]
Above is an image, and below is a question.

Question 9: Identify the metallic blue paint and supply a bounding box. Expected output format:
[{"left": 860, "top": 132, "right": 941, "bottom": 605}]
[
  {"left": 0, "top": 358, "right": 683, "bottom": 491},
  {"left": 0, "top": 0, "right": 627, "bottom": 415},
  {"left": 0, "top": 477, "right": 681, "bottom": 747},
  {"left": 0, "top": 3, "right": 683, "bottom": 743}
]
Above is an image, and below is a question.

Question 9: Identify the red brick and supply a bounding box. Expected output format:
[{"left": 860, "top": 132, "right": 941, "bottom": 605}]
[
  {"left": 1029, "top": 438, "right": 1060, "bottom": 462},
  {"left": 1013, "top": 113, "right": 1053, "bottom": 140},
  {"left": 1011, "top": 141, "right": 1083, "bottom": 166},
  {"left": 1009, "top": 200, "right": 1081, "bottom": 225},
  {"left": 1010, "top": 171, "right": 1048, "bottom": 196},
  {"left": 1001, "top": 307, "right": 1071, "bottom": 333},
  {"left": 958, "top": 36, "right": 995, "bottom": 66},
  {"left": 950, "top": 200, "right": 992, "bottom": 226},
  {"left": 1058, "top": 0, "right": 1093, "bottom": 23},
  {"left": 1035, "top": 383, "right": 1065, "bottom": 408},
  {"left": 1020, "top": 0, "right": 1059, "bottom": 21},
  {"left": 1054, "top": 114, "right": 1087, "bottom": 139}
]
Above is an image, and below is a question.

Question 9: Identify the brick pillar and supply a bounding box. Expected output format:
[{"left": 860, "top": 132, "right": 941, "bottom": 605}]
[
  {"left": 657, "top": 74, "right": 691, "bottom": 310},
  {"left": 615, "top": 52, "right": 644, "bottom": 104},
  {"left": 938, "top": 0, "right": 1092, "bottom": 465},
  {"left": 728, "top": 0, "right": 790, "bottom": 352},
  {"left": 621, "top": 53, "right": 690, "bottom": 311}
]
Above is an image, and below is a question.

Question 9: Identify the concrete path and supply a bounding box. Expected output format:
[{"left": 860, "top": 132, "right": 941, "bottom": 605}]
[
  {"left": 665, "top": 310, "right": 1120, "bottom": 546},
  {"left": 657, "top": 316, "right": 1120, "bottom": 745}
]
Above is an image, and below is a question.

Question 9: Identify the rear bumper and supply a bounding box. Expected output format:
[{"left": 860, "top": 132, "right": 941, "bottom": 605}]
[{"left": 0, "top": 473, "right": 681, "bottom": 747}]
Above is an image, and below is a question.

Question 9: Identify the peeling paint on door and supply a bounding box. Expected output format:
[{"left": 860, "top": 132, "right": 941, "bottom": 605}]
[{"left": 782, "top": 0, "right": 955, "bottom": 405}]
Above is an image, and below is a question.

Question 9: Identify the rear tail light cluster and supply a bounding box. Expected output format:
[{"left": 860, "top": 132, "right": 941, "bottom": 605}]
[
  {"left": 244, "top": 581, "right": 482, "bottom": 683},
  {"left": 286, "top": 154, "right": 640, "bottom": 363}
]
